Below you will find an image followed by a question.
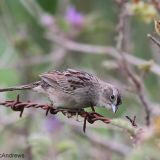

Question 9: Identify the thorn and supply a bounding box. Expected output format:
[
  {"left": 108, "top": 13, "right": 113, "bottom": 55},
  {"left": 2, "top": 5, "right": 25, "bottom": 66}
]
[
  {"left": 11, "top": 100, "right": 17, "bottom": 111},
  {"left": 16, "top": 94, "right": 20, "bottom": 103},
  {"left": 83, "top": 114, "right": 88, "bottom": 133},
  {"left": 125, "top": 115, "right": 137, "bottom": 127},
  {"left": 50, "top": 108, "right": 58, "bottom": 115},
  {"left": 46, "top": 107, "right": 50, "bottom": 116},
  {"left": 19, "top": 107, "right": 24, "bottom": 117}
]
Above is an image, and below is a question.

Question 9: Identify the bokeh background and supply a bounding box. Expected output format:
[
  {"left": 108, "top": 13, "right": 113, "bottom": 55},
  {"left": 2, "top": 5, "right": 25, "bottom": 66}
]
[{"left": 0, "top": 0, "right": 160, "bottom": 160}]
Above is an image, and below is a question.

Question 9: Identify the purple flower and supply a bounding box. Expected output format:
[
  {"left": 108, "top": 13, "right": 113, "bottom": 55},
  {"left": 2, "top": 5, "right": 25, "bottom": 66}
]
[
  {"left": 42, "top": 116, "right": 62, "bottom": 133},
  {"left": 65, "top": 5, "right": 84, "bottom": 28}
]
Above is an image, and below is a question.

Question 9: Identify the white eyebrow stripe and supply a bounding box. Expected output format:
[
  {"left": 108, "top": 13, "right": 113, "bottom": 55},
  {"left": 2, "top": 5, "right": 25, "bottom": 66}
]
[{"left": 112, "top": 88, "right": 117, "bottom": 96}]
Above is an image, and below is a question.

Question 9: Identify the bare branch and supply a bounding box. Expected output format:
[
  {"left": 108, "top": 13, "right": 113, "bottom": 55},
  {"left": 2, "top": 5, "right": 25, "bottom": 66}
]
[
  {"left": 114, "top": 2, "right": 152, "bottom": 126},
  {"left": 47, "top": 35, "right": 160, "bottom": 77},
  {"left": 148, "top": 34, "right": 160, "bottom": 48}
]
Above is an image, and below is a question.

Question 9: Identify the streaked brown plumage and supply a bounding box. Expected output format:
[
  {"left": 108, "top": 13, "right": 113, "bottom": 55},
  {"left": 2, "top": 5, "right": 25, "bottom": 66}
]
[{"left": 0, "top": 69, "right": 122, "bottom": 113}]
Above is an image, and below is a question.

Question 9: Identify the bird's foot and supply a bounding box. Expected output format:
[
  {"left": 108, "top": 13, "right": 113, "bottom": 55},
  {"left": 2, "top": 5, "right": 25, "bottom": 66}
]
[
  {"left": 75, "top": 109, "right": 84, "bottom": 122},
  {"left": 62, "top": 109, "right": 84, "bottom": 121},
  {"left": 46, "top": 103, "right": 58, "bottom": 116},
  {"left": 75, "top": 112, "right": 81, "bottom": 122}
]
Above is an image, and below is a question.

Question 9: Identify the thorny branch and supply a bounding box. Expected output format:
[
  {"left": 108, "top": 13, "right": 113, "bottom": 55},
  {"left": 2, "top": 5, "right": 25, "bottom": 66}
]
[
  {"left": 0, "top": 95, "right": 137, "bottom": 133},
  {"left": 115, "top": 1, "right": 151, "bottom": 126},
  {"left": 17, "top": 0, "right": 160, "bottom": 78},
  {"left": 125, "top": 116, "right": 137, "bottom": 127}
]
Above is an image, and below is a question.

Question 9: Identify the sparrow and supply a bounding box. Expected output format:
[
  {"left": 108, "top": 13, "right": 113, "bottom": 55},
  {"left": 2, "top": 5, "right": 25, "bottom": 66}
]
[{"left": 0, "top": 69, "right": 122, "bottom": 113}]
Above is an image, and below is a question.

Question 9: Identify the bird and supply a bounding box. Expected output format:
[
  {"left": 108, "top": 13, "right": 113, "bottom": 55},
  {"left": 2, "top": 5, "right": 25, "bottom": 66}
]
[{"left": 0, "top": 69, "right": 122, "bottom": 113}]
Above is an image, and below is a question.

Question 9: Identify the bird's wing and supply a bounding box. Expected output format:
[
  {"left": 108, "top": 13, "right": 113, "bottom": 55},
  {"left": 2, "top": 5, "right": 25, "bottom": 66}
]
[{"left": 39, "top": 69, "right": 98, "bottom": 94}]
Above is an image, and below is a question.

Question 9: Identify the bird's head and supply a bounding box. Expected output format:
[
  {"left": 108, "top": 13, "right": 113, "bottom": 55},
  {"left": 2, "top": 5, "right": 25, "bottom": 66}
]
[{"left": 98, "top": 83, "right": 122, "bottom": 113}]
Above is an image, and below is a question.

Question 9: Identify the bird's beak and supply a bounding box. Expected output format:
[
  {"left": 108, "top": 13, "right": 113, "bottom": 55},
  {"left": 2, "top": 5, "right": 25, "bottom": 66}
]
[{"left": 111, "top": 104, "right": 118, "bottom": 113}]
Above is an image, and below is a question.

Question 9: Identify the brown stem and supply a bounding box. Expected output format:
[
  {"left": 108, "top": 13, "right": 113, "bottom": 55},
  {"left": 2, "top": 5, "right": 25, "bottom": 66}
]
[{"left": 148, "top": 34, "right": 160, "bottom": 48}]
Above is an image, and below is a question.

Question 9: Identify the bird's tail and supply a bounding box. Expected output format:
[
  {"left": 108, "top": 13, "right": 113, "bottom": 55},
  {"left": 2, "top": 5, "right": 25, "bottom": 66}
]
[{"left": 0, "top": 81, "right": 41, "bottom": 92}]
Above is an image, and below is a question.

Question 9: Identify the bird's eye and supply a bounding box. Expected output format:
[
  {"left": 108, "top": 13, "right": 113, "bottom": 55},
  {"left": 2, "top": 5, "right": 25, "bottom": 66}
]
[{"left": 110, "top": 95, "right": 115, "bottom": 101}]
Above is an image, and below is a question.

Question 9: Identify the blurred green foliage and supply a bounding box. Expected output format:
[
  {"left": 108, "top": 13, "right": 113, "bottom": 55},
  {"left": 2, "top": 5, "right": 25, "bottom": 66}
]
[{"left": 0, "top": 0, "right": 160, "bottom": 160}]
